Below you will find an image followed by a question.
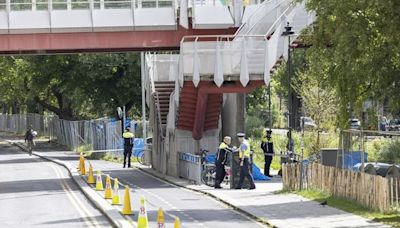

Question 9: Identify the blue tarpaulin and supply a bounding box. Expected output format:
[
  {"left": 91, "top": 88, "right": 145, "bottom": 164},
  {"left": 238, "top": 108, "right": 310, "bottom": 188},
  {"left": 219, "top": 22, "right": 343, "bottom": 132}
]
[
  {"left": 132, "top": 138, "right": 144, "bottom": 156},
  {"left": 252, "top": 164, "right": 271, "bottom": 181},
  {"left": 343, "top": 151, "right": 368, "bottom": 169},
  {"left": 205, "top": 155, "right": 270, "bottom": 181}
]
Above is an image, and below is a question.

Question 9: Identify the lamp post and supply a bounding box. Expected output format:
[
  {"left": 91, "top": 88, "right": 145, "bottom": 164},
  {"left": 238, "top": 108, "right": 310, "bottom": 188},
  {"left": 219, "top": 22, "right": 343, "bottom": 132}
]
[
  {"left": 268, "top": 85, "right": 272, "bottom": 130},
  {"left": 281, "top": 22, "right": 295, "bottom": 142},
  {"left": 300, "top": 117, "right": 305, "bottom": 190}
]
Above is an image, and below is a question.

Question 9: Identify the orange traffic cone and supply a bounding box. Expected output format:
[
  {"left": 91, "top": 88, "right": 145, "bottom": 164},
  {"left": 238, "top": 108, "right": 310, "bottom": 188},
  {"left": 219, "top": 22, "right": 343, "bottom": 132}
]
[
  {"left": 78, "top": 152, "right": 83, "bottom": 170},
  {"left": 80, "top": 154, "right": 86, "bottom": 175},
  {"left": 87, "top": 164, "right": 95, "bottom": 184},
  {"left": 137, "top": 196, "right": 149, "bottom": 228},
  {"left": 122, "top": 187, "right": 133, "bottom": 215},
  {"left": 174, "top": 217, "right": 181, "bottom": 228},
  {"left": 95, "top": 170, "right": 104, "bottom": 191},
  {"left": 112, "top": 178, "right": 121, "bottom": 205},
  {"left": 157, "top": 208, "right": 165, "bottom": 228},
  {"left": 104, "top": 175, "right": 112, "bottom": 199}
]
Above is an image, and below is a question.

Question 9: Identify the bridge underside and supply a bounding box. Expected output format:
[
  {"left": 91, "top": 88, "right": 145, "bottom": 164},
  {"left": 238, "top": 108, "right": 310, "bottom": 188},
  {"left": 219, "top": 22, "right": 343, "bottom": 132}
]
[{"left": 0, "top": 27, "right": 237, "bottom": 55}]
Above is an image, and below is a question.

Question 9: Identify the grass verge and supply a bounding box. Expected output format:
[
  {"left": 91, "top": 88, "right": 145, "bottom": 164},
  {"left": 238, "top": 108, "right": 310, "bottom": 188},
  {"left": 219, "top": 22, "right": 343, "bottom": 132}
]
[{"left": 279, "top": 188, "right": 400, "bottom": 227}]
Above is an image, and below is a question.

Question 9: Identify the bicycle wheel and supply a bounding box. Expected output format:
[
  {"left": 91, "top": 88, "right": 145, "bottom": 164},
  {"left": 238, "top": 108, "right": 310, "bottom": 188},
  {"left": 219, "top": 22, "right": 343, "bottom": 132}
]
[
  {"left": 202, "top": 168, "right": 216, "bottom": 187},
  {"left": 138, "top": 152, "right": 145, "bottom": 165}
]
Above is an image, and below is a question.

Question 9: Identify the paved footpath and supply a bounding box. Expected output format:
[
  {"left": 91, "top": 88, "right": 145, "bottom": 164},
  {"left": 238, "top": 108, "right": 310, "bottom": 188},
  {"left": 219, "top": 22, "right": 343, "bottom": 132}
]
[{"left": 4, "top": 136, "right": 390, "bottom": 228}]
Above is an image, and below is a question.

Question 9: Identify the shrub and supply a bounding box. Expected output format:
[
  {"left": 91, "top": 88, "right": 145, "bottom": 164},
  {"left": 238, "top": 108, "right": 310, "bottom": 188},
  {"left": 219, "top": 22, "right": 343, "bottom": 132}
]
[
  {"left": 377, "top": 139, "right": 400, "bottom": 164},
  {"left": 245, "top": 115, "right": 265, "bottom": 138}
]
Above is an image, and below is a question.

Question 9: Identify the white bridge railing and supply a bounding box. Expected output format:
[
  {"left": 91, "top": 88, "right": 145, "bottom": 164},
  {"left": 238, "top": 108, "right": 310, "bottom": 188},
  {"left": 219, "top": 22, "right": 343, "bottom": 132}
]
[{"left": 178, "top": 0, "right": 314, "bottom": 87}]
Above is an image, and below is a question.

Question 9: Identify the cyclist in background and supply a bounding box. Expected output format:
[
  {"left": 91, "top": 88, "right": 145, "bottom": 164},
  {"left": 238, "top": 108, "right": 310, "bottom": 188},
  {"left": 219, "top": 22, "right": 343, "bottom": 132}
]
[{"left": 25, "top": 125, "right": 36, "bottom": 156}]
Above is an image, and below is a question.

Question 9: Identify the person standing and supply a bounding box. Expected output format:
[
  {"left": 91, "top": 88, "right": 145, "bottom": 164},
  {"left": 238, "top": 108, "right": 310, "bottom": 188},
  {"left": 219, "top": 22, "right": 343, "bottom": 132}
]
[
  {"left": 235, "top": 132, "right": 256, "bottom": 190},
  {"left": 261, "top": 129, "right": 274, "bottom": 177},
  {"left": 215, "top": 136, "right": 232, "bottom": 189},
  {"left": 24, "top": 125, "right": 35, "bottom": 156},
  {"left": 122, "top": 127, "right": 134, "bottom": 168}
]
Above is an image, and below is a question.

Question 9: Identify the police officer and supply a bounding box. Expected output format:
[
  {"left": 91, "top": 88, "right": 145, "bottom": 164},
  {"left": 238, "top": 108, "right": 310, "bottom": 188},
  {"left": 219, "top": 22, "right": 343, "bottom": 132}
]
[
  {"left": 235, "top": 133, "right": 256, "bottom": 190},
  {"left": 215, "top": 136, "right": 232, "bottom": 189},
  {"left": 122, "top": 127, "right": 134, "bottom": 168},
  {"left": 261, "top": 129, "right": 274, "bottom": 177}
]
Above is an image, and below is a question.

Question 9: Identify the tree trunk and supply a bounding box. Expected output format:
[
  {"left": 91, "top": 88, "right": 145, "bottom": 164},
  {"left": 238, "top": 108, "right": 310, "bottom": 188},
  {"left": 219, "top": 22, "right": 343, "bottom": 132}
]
[
  {"left": 2, "top": 103, "right": 8, "bottom": 114},
  {"left": 11, "top": 102, "right": 19, "bottom": 114}
]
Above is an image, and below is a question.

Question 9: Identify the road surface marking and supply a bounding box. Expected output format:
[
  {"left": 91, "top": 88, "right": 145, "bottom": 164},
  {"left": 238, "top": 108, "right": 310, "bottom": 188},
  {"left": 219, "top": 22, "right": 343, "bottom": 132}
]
[
  {"left": 137, "top": 168, "right": 266, "bottom": 227},
  {"left": 50, "top": 163, "right": 102, "bottom": 228}
]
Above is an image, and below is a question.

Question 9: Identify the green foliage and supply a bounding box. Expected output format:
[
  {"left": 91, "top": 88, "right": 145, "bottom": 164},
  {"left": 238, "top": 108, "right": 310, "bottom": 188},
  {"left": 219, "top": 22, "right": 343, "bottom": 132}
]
[
  {"left": 364, "top": 138, "right": 386, "bottom": 162},
  {"left": 245, "top": 115, "right": 265, "bottom": 138},
  {"left": 0, "top": 53, "right": 141, "bottom": 119},
  {"left": 249, "top": 130, "right": 339, "bottom": 170},
  {"left": 377, "top": 139, "right": 400, "bottom": 164},
  {"left": 304, "top": 0, "right": 400, "bottom": 127},
  {"left": 293, "top": 188, "right": 400, "bottom": 227}
]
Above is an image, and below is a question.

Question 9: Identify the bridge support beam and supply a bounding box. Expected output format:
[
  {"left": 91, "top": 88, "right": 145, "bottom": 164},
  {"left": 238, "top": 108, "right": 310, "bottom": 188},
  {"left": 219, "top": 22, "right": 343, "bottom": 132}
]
[{"left": 222, "top": 93, "right": 245, "bottom": 146}]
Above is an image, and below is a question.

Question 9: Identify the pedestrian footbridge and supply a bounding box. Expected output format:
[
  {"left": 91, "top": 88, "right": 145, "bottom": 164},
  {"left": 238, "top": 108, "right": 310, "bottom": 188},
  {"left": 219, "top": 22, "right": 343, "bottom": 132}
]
[
  {"left": 1, "top": 0, "right": 266, "bottom": 53},
  {"left": 144, "top": 0, "right": 314, "bottom": 177}
]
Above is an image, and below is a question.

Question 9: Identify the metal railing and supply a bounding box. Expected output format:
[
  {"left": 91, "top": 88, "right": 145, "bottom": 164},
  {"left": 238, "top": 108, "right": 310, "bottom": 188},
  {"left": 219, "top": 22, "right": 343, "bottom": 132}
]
[
  {"left": 0, "top": 113, "right": 150, "bottom": 158},
  {"left": 148, "top": 54, "right": 166, "bottom": 140},
  {"left": 0, "top": 0, "right": 174, "bottom": 10},
  {"left": 178, "top": 0, "right": 312, "bottom": 84}
]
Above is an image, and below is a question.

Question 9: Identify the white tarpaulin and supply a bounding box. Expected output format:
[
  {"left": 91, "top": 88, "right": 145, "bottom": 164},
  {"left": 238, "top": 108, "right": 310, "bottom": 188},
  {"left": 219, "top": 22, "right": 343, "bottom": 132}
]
[
  {"left": 240, "top": 38, "right": 249, "bottom": 86},
  {"left": 214, "top": 42, "right": 224, "bottom": 87},
  {"left": 192, "top": 42, "right": 200, "bottom": 87}
]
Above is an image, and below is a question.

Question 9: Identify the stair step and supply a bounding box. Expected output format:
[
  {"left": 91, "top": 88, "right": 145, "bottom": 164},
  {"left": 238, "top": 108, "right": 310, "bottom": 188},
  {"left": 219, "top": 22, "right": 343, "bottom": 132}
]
[{"left": 155, "top": 88, "right": 175, "bottom": 93}]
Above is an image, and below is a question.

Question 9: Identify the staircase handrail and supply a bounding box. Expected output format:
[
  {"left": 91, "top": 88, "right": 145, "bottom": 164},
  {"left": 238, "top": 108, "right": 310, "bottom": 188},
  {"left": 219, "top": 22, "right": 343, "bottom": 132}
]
[
  {"left": 233, "top": 0, "right": 275, "bottom": 36},
  {"left": 180, "top": 0, "right": 297, "bottom": 44},
  {"left": 148, "top": 53, "right": 166, "bottom": 140},
  {"left": 243, "top": 0, "right": 293, "bottom": 36},
  {"left": 264, "top": 1, "right": 296, "bottom": 38},
  {"left": 153, "top": 91, "right": 166, "bottom": 140}
]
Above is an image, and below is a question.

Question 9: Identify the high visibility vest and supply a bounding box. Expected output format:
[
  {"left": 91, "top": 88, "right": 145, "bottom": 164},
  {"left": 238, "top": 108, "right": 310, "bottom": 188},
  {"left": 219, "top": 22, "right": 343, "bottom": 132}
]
[
  {"left": 123, "top": 132, "right": 134, "bottom": 146},
  {"left": 217, "top": 142, "right": 229, "bottom": 162},
  {"left": 219, "top": 142, "right": 228, "bottom": 149},
  {"left": 239, "top": 140, "right": 251, "bottom": 159},
  {"left": 123, "top": 132, "right": 134, "bottom": 138}
]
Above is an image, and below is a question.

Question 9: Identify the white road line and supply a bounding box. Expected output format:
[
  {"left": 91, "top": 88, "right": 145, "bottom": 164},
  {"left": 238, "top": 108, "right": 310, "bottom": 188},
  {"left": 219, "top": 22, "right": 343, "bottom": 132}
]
[
  {"left": 125, "top": 176, "right": 208, "bottom": 228},
  {"left": 136, "top": 168, "right": 267, "bottom": 227},
  {"left": 50, "top": 163, "right": 102, "bottom": 228}
]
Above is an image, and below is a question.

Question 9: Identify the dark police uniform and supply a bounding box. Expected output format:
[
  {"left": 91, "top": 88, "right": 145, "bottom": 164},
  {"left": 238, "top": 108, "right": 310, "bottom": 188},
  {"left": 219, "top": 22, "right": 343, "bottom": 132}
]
[
  {"left": 122, "top": 130, "right": 134, "bottom": 168},
  {"left": 215, "top": 142, "right": 230, "bottom": 188},
  {"left": 261, "top": 138, "right": 274, "bottom": 177}
]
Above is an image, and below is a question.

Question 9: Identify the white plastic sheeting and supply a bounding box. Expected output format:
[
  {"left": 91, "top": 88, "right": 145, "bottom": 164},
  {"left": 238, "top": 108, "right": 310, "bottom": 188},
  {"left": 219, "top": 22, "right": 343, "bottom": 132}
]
[
  {"left": 192, "top": 42, "right": 201, "bottom": 87},
  {"left": 240, "top": 38, "right": 249, "bottom": 86},
  {"left": 213, "top": 41, "right": 224, "bottom": 87},
  {"left": 192, "top": 5, "right": 234, "bottom": 29},
  {"left": 179, "top": 0, "right": 189, "bottom": 28},
  {"left": 180, "top": 0, "right": 314, "bottom": 87},
  {"left": 0, "top": 1, "right": 178, "bottom": 33},
  {"left": 181, "top": 39, "right": 265, "bottom": 77}
]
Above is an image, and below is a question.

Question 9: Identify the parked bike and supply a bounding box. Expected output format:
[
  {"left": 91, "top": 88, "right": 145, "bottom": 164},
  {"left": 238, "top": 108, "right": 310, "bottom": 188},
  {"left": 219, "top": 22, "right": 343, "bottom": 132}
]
[{"left": 200, "top": 148, "right": 231, "bottom": 187}]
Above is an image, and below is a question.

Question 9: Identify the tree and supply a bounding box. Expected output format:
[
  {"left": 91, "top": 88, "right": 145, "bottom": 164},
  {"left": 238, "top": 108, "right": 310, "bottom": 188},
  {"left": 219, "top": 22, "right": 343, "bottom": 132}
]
[
  {"left": 304, "top": 0, "right": 400, "bottom": 127},
  {"left": 0, "top": 53, "right": 142, "bottom": 120}
]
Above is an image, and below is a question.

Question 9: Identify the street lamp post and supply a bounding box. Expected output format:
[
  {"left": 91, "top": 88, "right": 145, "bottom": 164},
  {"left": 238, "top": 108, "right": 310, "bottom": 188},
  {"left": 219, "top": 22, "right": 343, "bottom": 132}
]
[
  {"left": 300, "top": 117, "right": 305, "bottom": 190},
  {"left": 281, "top": 22, "right": 295, "bottom": 143}
]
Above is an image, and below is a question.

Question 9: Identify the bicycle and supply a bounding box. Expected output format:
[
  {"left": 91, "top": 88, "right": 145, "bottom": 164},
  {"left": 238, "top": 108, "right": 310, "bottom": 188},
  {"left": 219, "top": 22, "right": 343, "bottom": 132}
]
[
  {"left": 132, "top": 148, "right": 145, "bottom": 165},
  {"left": 26, "top": 140, "right": 34, "bottom": 156},
  {"left": 200, "top": 148, "right": 231, "bottom": 187}
]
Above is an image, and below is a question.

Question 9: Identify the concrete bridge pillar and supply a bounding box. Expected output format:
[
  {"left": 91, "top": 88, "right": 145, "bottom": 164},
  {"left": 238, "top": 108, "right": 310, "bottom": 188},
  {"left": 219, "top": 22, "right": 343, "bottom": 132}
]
[{"left": 222, "top": 93, "right": 245, "bottom": 146}]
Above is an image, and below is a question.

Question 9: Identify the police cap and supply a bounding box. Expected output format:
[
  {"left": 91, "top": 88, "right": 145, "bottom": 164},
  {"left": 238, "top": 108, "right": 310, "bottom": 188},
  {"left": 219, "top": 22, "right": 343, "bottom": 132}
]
[{"left": 236, "top": 132, "right": 245, "bottom": 137}]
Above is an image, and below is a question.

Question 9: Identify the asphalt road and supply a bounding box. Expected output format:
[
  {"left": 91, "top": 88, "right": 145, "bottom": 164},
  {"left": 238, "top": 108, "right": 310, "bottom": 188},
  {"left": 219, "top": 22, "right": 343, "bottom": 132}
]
[
  {"left": 84, "top": 160, "right": 266, "bottom": 228},
  {"left": 0, "top": 141, "right": 111, "bottom": 228}
]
